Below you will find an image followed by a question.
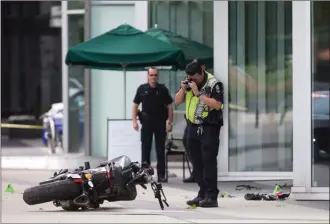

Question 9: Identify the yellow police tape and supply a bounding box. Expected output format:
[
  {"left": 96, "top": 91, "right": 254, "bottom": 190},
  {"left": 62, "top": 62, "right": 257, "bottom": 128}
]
[
  {"left": 229, "top": 104, "right": 247, "bottom": 111},
  {"left": 1, "top": 123, "right": 44, "bottom": 130}
]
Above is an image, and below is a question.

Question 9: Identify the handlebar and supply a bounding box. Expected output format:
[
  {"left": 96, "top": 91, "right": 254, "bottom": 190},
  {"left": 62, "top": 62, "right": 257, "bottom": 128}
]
[{"left": 127, "top": 162, "right": 169, "bottom": 210}]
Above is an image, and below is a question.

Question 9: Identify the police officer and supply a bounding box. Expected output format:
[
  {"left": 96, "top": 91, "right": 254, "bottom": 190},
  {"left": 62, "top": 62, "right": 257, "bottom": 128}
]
[
  {"left": 132, "top": 67, "right": 174, "bottom": 182},
  {"left": 175, "top": 61, "right": 224, "bottom": 208},
  {"left": 183, "top": 59, "right": 207, "bottom": 183}
]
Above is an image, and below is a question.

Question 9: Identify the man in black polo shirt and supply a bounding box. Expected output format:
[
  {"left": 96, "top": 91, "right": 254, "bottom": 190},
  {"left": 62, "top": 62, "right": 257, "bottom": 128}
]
[{"left": 132, "top": 67, "right": 173, "bottom": 182}]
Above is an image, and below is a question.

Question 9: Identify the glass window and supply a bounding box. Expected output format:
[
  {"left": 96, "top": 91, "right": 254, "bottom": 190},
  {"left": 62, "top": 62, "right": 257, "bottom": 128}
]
[
  {"left": 311, "top": 1, "right": 330, "bottom": 187},
  {"left": 228, "top": 1, "right": 293, "bottom": 172},
  {"left": 69, "top": 14, "right": 85, "bottom": 85},
  {"left": 68, "top": 14, "right": 85, "bottom": 152},
  {"left": 68, "top": 1, "right": 84, "bottom": 10},
  {"left": 149, "top": 1, "right": 214, "bottom": 111},
  {"left": 148, "top": 1, "right": 214, "bottom": 160}
]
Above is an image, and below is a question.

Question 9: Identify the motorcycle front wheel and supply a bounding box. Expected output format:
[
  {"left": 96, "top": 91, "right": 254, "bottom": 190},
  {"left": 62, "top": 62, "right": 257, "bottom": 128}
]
[{"left": 48, "top": 137, "right": 56, "bottom": 154}]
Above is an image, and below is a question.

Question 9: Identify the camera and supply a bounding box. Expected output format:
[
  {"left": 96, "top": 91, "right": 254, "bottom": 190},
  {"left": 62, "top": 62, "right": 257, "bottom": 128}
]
[
  {"left": 183, "top": 77, "right": 192, "bottom": 85},
  {"left": 183, "top": 77, "right": 192, "bottom": 90}
]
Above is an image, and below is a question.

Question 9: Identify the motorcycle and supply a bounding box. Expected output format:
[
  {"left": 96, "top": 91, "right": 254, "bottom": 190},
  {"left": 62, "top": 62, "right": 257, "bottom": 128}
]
[{"left": 22, "top": 155, "right": 169, "bottom": 211}]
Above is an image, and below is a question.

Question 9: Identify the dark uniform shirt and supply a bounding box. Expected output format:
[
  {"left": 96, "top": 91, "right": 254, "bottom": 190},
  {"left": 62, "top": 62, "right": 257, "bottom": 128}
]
[
  {"left": 133, "top": 83, "right": 173, "bottom": 122},
  {"left": 207, "top": 82, "right": 224, "bottom": 105},
  {"left": 206, "top": 81, "right": 224, "bottom": 126}
]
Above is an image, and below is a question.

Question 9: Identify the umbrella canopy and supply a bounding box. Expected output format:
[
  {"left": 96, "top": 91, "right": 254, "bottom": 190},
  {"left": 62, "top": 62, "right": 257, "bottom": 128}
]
[
  {"left": 145, "top": 27, "right": 214, "bottom": 69},
  {"left": 65, "top": 24, "right": 185, "bottom": 70}
]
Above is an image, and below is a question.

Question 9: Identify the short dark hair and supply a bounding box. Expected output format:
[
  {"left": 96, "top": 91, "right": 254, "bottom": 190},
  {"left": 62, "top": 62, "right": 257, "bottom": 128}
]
[
  {"left": 185, "top": 62, "right": 202, "bottom": 76},
  {"left": 192, "top": 58, "right": 205, "bottom": 67}
]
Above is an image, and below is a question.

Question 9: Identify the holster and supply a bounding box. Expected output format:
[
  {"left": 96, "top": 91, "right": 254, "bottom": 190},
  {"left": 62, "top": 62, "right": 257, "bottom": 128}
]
[{"left": 137, "top": 110, "right": 150, "bottom": 124}]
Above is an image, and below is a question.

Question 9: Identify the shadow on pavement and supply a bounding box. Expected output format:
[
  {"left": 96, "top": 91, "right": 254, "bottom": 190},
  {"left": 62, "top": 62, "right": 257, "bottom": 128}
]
[
  {"left": 1, "top": 136, "right": 48, "bottom": 156},
  {"left": 28, "top": 206, "right": 124, "bottom": 213}
]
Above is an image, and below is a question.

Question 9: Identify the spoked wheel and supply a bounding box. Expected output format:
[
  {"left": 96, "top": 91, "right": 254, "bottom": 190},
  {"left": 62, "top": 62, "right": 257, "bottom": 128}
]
[
  {"left": 48, "top": 137, "right": 56, "bottom": 155},
  {"left": 55, "top": 132, "right": 64, "bottom": 153},
  {"left": 47, "top": 118, "right": 57, "bottom": 155}
]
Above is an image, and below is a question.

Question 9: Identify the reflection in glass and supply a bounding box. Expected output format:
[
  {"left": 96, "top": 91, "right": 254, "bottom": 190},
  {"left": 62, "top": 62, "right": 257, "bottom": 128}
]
[
  {"left": 148, "top": 1, "right": 214, "bottom": 160},
  {"left": 311, "top": 1, "right": 330, "bottom": 187},
  {"left": 68, "top": 1, "right": 85, "bottom": 10},
  {"left": 68, "top": 14, "right": 85, "bottom": 152},
  {"left": 228, "top": 2, "right": 293, "bottom": 171},
  {"left": 149, "top": 1, "right": 214, "bottom": 111}
]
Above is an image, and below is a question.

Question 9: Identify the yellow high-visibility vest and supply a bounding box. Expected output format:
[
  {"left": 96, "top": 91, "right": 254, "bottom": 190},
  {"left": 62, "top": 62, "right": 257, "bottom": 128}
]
[{"left": 185, "top": 72, "right": 223, "bottom": 124}]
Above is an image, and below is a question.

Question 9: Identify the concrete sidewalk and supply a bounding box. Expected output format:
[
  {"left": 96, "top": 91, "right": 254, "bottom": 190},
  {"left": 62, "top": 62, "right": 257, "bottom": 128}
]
[
  {"left": 1, "top": 137, "right": 185, "bottom": 170},
  {"left": 2, "top": 169, "right": 329, "bottom": 223},
  {"left": 1, "top": 154, "right": 184, "bottom": 170}
]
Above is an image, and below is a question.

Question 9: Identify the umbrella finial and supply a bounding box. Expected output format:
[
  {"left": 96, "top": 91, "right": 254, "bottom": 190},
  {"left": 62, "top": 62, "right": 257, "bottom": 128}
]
[
  {"left": 124, "top": 21, "right": 127, "bottom": 24},
  {"left": 154, "top": 24, "right": 158, "bottom": 28}
]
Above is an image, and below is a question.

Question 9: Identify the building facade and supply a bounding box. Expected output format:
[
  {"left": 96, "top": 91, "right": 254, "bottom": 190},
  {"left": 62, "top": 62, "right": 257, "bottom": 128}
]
[
  {"left": 61, "top": 1, "right": 329, "bottom": 200},
  {"left": 1, "top": 1, "right": 62, "bottom": 119}
]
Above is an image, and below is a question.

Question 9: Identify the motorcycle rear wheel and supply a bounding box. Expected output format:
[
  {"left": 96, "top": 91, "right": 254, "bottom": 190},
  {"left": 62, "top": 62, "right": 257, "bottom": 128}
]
[{"left": 23, "top": 180, "right": 82, "bottom": 205}]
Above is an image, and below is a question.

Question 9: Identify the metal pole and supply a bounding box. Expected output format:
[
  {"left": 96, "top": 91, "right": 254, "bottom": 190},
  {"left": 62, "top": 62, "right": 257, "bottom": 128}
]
[
  {"left": 61, "top": 1, "right": 69, "bottom": 154},
  {"left": 84, "top": 0, "right": 91, "bottom": 156},
  {"left": 123, "top": 65, "right": 127, "bottom": 119}
]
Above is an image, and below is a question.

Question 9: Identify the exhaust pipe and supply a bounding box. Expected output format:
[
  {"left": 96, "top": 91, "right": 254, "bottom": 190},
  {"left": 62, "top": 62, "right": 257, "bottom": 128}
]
[{"left": 73, "top": 194, "right": 90, "bottom": 207}]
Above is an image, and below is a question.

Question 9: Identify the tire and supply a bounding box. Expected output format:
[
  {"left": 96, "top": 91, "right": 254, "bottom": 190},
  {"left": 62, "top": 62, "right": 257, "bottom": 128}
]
[
  {"left": 48, "top": 138, "right": 56, "bottom": 154},
  {"left": 23, "top": 180, "right": 82, "bottom": 205}
]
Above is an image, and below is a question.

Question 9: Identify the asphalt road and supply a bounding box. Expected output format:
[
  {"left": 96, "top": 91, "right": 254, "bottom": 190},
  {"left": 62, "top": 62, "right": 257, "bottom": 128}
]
[{"left": 1, "top": 170, "right": 329, "bottom": 223}]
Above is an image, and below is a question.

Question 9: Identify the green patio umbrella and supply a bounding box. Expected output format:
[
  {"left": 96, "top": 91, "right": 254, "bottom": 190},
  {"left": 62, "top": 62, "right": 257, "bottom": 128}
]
[
  {"left": 65, "top": 24, "right": 184, "bottom": 70},
  {"left": 65, "top": 24, "right": 185, "bottom": 115},
  {"left": 145, "top": 25, "right": 214, "bottom": 69}
]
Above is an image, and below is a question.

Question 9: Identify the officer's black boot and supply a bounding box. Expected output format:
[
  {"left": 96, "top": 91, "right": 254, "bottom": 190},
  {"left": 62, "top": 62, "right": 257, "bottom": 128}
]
[
  {"left": 199, "top": 197, "right": 218, "bottom": 208},
  {"left": 186, "top": 197, "right": 203, "bottom": 206}
]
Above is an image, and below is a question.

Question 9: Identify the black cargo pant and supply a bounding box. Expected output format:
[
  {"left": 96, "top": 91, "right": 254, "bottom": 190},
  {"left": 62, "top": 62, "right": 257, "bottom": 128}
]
[
  {"left": 141, "top": 120, "right": 166, "bottom": 177},
  {"left": 186, "top": 123, "right": 221, "bottom": 199}
]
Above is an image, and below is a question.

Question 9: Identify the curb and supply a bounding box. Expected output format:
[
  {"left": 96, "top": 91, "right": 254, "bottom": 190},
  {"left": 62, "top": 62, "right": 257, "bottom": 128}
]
[{"left": 1, "top": 156, "right": 185, "bottom": 170}]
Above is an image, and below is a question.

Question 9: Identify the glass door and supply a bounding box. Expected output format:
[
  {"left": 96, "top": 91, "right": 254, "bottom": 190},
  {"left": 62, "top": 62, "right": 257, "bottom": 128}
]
[
  {"left": 311, "top": 1, "right": 330, "bottom": 188},
  {"left": 228, "top": 1, "right": 293, "bottom": 172}
]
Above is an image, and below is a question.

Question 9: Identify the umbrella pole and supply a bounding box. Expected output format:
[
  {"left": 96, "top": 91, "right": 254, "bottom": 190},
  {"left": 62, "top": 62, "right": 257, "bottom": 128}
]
[{"left": 123, "top": 65, "right": 127, "bottom": 119}]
